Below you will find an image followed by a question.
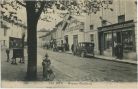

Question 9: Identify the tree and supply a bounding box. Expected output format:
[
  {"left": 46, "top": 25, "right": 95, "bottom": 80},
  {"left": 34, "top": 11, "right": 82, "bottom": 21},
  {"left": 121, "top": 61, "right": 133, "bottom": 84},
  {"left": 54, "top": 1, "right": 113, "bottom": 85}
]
[
  {"left": 1, "top": 0, "right": 113, "bottom": 80},
  {"left": 17, "top": 0, "right": 80, "bottom": 80}
]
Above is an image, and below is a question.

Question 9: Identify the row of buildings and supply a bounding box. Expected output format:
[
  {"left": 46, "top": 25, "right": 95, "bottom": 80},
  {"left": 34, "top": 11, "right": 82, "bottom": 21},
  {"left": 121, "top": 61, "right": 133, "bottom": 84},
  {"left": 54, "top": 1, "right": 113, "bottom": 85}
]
[
  {"left": 39, "top": 0, "right": 137, "bottom": 60},
  {"left": 0, "top": 15, "right": 27, "bottom": 49},
  {"left": 0, "top": 8, "right": 27, "bottom": 49}
]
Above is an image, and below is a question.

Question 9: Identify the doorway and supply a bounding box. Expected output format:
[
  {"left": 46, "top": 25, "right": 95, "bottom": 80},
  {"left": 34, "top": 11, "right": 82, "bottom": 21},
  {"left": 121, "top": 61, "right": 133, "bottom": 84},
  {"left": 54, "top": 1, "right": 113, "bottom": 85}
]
[
  {"left": 116, "top": 32, "right": 122, "bottom": 44},
  {"left": 64, "top": 35, "right": 69, "bottom": 51},
  {"left": 113, "top": 31, "right": 123, "bottom": 58},
  {"left": 73, "top": 35, "right": 78, "bottom": 46},
  {"left": 64, "top": 35, "right": 68, "bottom": 44}
]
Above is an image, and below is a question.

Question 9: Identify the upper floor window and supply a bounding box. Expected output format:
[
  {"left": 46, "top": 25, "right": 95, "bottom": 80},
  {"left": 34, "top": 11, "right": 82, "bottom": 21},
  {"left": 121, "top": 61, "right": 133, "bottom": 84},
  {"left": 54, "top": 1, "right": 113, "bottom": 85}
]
[
  {"left": 101, "top": 20, "right": 107, "bottom": 26},
  {"left": 90, "top": 25, "right": 94, "bottom": 30},
  {"left": 118, "top": 15, "right": 125, "bottom": 23},
  {"left": 80, "top": 29, "right": 84, "bottom": 32}
]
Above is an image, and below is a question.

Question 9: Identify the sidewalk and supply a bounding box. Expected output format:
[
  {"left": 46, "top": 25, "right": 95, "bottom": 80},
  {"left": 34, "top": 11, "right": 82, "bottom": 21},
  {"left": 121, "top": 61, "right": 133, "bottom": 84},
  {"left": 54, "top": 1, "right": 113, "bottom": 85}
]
[
  {"left": 1, "top": 48, "right": 72, "bottom": 82},
  {"left": 65, "top": 51, "right": 137, "bottom": 65},
  {"left": 94, "top": 55, "right": 137, "bottom": 65},
  {"left": 1, "top": 49, "right": 27, "bottom": 81}
]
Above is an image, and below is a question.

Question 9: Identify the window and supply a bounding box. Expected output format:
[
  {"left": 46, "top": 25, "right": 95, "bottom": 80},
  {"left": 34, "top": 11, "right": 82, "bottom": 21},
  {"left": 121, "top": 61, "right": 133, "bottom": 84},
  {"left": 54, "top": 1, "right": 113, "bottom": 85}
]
[
  {"left": 118, "top": 15, "right": 125, "bottom": 23},
  {"left": 108, "top": 0, "right": 113, "bottom": 4},
  {"left": 90, "top": 25, "right": 94, "bottom": 30},
  {"left": 73, "top": 35, "right": 78, "bottom": 45},
  {"left": 101, "top": 20, "right": 107, "bottom": 26},
  {"left": 104, "top": 32, "right": 112, "bottom": 49},
  {"left": 90, "top": 34, "right": 94, "bottom": 42},
  {"left": 80, "top": 29, "right": 84, "bottom": 32},
  {"left": 122, "top": 30, "right": 135, "bottom": 52}
]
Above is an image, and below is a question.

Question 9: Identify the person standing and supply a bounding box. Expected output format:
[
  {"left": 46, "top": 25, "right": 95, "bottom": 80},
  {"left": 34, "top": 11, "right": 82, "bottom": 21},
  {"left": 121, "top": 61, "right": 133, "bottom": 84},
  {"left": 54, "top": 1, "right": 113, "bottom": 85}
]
[
  {"left": 42, "top": 54, "right": 51, "bottom": 80},
  {"left": 118, "top": 43, "right": 123, "bottom": 59},
  {"left": 92, "top": 43, "right": 95, "bottom": 56},
  {"left": 116, "top": 43, "right": 123, "bottom": 59},
  {"left": 114, "top": 41, "right": 117, "bottom": 57},
  {"left": 6, "top": 48, "right": 10, "bottom": 62},
  {"left": 71, "top": 44, "right": 74, "bottom": 53}
]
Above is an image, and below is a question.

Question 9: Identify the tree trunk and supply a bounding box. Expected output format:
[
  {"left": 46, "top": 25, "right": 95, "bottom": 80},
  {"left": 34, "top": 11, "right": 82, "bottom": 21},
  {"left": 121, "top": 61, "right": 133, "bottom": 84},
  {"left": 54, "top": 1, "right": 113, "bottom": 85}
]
[
  {"left": 26, "top": 3, "right": 38, "bottom": 80},
  {"left": 26, "top": 17, "right": 38, "bottom": 80},
  {"left": 22, "top": 33, "right": 25, "bottom": 63}
]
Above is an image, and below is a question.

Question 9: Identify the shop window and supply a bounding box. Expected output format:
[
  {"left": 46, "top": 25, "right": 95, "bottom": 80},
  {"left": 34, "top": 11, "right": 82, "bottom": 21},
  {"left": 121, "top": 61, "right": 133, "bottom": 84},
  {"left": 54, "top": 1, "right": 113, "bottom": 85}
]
[
  {"left": 90, "top": 25, "right": 94, "bottom": 30},
  {"left": 118, "top": 15, "right": 125, "bottom": 23},
  {"left": 104, "top": 32, "right": 112, "bottom": 49},
  {"left": 122, "top": 30, "right": 135, "bottom": 52}
]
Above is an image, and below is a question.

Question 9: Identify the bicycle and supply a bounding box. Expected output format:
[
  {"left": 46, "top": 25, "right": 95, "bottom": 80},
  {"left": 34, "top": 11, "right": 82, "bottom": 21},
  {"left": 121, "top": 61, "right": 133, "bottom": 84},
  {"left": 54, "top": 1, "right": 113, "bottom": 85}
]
[
  {"left": 42, "top": 54, "right": 55, "bottom": 81},
  {"left": 46, "top": 68, "right": 55, "bottom": 81}
]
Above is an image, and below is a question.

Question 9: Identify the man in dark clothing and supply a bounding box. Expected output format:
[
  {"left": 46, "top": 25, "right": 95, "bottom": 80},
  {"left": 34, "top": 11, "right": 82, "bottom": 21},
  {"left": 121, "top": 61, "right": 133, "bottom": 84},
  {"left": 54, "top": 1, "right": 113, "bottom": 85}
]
[
  {"left": 71, "top": 44, "right": 74, "bottom": 53},
  {"left": 116, "top": 43, "right": 123, "bottom": 59},
  {"left": 118, "top": 43, "right": 123, "bottom": 59},
  {"left": 92, "top": 43, "right": 95, "bottom": 56},
  {"left": 6, "top": 48, "right": 10, "bottom": 62},
  {"left": 42, "top": 54, "right": 51, "bottom": 80}
]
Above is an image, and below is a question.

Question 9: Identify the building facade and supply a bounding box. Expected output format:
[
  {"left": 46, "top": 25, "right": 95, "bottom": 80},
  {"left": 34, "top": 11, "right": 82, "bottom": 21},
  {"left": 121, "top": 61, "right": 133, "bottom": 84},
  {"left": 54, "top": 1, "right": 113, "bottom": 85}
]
[
  {"left": 0, "top": 14, "right": 27, "bottom": 48},
  {"left": 63, "top": 16, "right": 85, "bottom": 51},
  {"left": 37, "top": 29, "right": 50, "bottom": 47},
  {"left": 55, "top": 21, "right": 64, "bottom": 46},
  {"left": 85, "top": 0, "right": 137, "bottom": 60},
  {"left": 40, "top": 0, "right": 137, "bottom": 60}
]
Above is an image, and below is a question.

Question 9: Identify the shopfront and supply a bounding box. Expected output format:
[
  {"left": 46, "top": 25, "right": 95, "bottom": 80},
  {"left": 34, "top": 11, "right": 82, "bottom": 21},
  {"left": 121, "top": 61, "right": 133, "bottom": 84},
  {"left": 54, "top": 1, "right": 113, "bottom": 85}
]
[{"left": 98, "top": 20, "right": 136, "bottom": 60}]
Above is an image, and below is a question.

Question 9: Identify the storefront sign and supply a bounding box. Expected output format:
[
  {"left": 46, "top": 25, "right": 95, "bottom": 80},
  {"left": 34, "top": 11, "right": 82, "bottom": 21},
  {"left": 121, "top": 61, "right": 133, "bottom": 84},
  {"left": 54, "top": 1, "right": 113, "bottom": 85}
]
[{"left": 98, "top": 20, "right": 134, "bottom": 32}]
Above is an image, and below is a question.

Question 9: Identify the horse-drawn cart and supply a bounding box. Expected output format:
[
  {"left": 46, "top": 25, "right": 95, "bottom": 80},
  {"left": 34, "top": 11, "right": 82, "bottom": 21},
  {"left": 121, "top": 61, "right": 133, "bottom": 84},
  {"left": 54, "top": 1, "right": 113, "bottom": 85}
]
[{"left": 11, "top": 48, "right": 24, "bottom": 64}]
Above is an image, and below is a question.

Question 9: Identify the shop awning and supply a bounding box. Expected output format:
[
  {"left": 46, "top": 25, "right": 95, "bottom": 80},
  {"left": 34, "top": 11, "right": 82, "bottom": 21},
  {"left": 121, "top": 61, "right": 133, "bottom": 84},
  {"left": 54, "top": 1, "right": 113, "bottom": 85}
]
[{"left": 98, "top": 20, "right": 135, "bottom": 32}]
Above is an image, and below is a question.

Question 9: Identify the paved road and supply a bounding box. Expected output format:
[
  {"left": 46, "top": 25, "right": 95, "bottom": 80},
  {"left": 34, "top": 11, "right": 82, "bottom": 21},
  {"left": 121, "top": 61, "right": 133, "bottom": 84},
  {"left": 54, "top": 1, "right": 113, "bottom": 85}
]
[
  {"left": 37, "top": 48, "right": 137, "bottom": 82},
  {"left": 1, "top": 48, "right": 137, "bottom": 82},
  {"left": 1, "top": 49, "right": 27, "bottom": 81}
]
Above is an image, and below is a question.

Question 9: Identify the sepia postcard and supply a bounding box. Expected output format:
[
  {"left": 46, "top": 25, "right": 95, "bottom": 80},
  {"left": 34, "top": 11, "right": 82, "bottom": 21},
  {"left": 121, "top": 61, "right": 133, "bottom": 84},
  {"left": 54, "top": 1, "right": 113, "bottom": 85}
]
[{"left": 0, "top": 0, "right": 137, "bottom": 88}]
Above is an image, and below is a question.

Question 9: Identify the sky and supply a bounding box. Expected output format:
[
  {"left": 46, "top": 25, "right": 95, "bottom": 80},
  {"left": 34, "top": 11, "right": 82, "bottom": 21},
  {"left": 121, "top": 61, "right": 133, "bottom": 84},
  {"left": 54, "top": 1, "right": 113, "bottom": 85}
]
[
  {"left": 1, "top": 1, "right": 63, "bottom": 31},
  {"left": 1, "top": 0, "right": 86, "bottom": 31},
  {"left": 16, "top": 6, "right": 64, "bottom": 31},
  {"left": 37, "top": 12, "right": 63, "bottom": 31},
  {"left": 15, "top": 6, "right": 85, "bottom": 31}
]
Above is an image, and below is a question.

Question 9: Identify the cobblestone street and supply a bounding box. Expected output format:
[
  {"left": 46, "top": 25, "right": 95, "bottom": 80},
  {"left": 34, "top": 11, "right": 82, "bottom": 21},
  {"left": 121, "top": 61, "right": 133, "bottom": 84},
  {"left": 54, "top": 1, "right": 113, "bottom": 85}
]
[
  {"left": 2, "top": 47, "right": 137, "bottom": 82},
  {"left": 1, "top": 49, "right": 27, "bottom": 81},
  {"left": 1, "top": 0, "right": 137, "bottom": 88},
  {"left": 37, "top": 48, "right": 137, "bottom": 82}
]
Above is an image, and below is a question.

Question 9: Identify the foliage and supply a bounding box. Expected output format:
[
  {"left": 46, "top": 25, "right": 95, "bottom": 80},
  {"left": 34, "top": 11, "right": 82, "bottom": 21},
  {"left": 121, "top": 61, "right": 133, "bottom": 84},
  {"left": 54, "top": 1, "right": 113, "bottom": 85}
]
[
  {"left": 0, "top": 0, "right": 114, "bottom": 80},
  {"left": 1, "top": 0, "right": 113, "bottom": 24}
]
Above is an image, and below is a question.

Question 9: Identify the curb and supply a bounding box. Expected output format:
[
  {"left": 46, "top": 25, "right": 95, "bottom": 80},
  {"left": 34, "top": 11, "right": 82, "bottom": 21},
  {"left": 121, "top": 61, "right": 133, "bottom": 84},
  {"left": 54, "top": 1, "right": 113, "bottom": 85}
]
[
  {"left": 94, "top": 56, "right": 137, "bottom": 65},
  {"left": 65, "top": 52, "right": 137, "bottom": 65}
]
